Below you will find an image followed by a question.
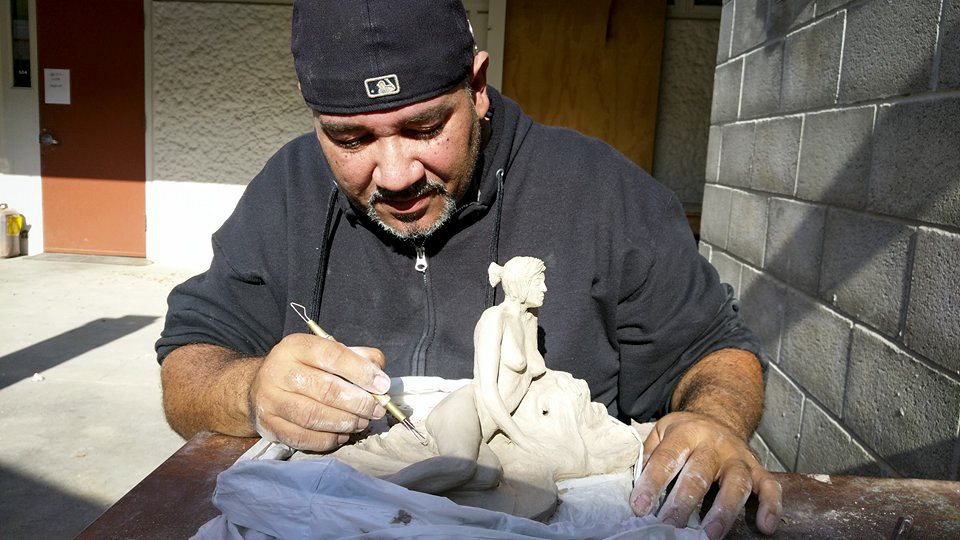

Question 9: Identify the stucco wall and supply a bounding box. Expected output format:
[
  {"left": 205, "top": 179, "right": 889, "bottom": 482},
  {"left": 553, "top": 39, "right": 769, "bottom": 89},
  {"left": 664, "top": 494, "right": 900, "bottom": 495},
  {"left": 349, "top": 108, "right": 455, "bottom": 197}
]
[
  {"left": 148, "top": 1, "right": 309, "bottom": 268},
  {"left": 152, "top": 1, "right": 310, "bottom": 185},
  {"left": 652, "top": 18, "right": 721, "bottom": 206},
  {"left": 701, "top": 0, "right": 960, "bottom": 480}
]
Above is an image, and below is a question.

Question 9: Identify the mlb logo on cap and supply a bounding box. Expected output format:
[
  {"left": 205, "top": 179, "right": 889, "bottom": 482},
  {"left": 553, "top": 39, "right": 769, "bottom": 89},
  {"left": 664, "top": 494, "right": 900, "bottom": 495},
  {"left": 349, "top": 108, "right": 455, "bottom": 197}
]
[{"left": 364, "top": 74, "right": 401, "bottom": 99}]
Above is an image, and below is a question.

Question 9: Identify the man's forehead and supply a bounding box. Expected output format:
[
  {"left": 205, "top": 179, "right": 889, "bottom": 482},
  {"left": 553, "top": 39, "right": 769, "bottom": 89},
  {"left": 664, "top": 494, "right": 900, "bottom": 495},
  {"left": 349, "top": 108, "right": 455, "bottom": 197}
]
[{"left": 316, "top": 91, "right": 463, "bottom": 132}]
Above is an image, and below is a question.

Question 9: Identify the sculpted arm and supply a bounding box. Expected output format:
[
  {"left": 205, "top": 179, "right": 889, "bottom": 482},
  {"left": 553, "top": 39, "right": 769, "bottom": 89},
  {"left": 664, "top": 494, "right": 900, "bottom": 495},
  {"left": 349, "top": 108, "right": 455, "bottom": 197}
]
[
  {"left": 523, "top": 314, "right": 546, "bottom": 378},
  {"left": 160, "top": 336, "right": 391, "bottom": 451}
]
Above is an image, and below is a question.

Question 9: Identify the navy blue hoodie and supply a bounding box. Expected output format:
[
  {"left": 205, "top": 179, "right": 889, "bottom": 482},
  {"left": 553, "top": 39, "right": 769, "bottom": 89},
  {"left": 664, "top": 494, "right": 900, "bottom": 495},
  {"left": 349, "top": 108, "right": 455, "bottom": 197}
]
[{"left": 157, "top": 88, "right": 763, "bottom": 422}]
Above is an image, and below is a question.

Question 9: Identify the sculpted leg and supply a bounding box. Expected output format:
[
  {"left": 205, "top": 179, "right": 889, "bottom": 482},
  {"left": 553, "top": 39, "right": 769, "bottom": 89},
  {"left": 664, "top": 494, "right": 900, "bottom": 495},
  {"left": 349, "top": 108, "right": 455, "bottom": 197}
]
[{"left": 383, "top": 387, "right": 491, "bottom": 493}]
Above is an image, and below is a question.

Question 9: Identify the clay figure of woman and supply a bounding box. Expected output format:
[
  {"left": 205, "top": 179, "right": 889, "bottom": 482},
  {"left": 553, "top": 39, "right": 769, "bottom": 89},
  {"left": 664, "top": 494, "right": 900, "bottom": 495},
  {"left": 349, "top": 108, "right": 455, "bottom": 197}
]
[
  {"left": 472, "top": 256, "right": 548, "bottom": 451},
  {"left": 328, "top": 257, "right": 549, "bottom": 494}
]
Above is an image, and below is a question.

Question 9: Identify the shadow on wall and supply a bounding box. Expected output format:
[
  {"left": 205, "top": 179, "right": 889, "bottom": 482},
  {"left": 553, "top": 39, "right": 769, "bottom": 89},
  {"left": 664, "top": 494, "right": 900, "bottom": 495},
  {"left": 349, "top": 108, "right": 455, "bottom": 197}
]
[
  {"left": 707, "top": 0, "right": 960, "bottom": 480},
  {"left": 0, "top": 315, "right": 158, "bottom": 390}
]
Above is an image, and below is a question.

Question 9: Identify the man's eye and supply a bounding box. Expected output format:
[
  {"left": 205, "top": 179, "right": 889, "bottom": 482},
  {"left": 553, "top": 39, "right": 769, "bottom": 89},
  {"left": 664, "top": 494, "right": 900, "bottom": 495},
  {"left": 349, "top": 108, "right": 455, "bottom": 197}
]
[
  {"left": 408, "top": 124, "right": 443, "bottom": 138},
  {"left": 332, "top": 136, "right": 367, "bottom": 149}
]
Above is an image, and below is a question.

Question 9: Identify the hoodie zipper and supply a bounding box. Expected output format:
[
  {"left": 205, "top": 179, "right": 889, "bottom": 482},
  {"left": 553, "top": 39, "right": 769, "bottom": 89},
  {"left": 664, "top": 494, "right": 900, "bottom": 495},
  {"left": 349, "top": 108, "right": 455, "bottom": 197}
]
[
  {"left": 411, "top": 244, "right": 433, "bottom": 376},
  {"left": 414, "top": 245, "right": 428, "bottom": 272}
]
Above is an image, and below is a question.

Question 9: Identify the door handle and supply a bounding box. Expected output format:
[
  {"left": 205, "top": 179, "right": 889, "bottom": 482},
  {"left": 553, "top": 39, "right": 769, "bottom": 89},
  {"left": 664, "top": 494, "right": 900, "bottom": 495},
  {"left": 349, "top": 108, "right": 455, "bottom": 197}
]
[{"left": 40, "top": 132, "right": 60, "bottom": 145}]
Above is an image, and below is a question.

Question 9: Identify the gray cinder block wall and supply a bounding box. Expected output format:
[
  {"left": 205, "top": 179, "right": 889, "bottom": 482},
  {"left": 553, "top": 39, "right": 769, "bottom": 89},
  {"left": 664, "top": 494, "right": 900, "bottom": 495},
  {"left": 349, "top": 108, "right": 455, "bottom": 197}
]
[{"left": 700, "top": 0, "right": 960, "bottom": 480}]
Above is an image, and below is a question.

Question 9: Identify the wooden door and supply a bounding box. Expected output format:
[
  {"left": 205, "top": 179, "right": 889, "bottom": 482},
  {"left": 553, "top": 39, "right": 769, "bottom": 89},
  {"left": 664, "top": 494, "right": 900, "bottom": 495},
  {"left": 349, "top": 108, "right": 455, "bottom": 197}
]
[
  {"left": 37, "top": 0, "right": 145, "bottom": 257},
  {"left": 502, "top": 0, "right": 666, "bottom": 170}
]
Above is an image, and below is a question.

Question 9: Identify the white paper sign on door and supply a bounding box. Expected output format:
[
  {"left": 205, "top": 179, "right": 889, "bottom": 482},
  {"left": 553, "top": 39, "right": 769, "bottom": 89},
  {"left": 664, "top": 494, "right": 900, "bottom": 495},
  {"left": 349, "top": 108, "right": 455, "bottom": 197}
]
[{"left": 44, "top": 68, "right": 71, "bottom": 105}]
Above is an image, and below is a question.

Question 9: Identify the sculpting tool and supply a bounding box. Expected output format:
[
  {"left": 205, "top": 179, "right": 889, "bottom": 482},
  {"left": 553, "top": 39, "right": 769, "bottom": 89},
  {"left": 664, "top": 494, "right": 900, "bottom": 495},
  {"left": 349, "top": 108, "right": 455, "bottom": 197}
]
[{"left": 289, "top": 302, "right": 430, "bottom": 446}]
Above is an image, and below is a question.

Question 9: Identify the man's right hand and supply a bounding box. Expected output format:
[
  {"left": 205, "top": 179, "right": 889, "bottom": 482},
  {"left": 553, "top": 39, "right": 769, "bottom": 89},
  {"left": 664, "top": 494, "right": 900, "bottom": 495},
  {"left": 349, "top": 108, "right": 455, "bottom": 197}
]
[
  {"left": 249, "top": 333, "right": 391, "bottom": 451},
  {"left": 159, "top": 338, "right": 390, "bottom": 452}
]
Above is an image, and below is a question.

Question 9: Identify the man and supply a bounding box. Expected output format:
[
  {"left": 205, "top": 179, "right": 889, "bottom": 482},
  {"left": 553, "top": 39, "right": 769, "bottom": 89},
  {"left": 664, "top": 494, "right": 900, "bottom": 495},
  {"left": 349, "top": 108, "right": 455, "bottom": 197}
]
[{"left": 156, "top": 1, "right": 781, "bottom": 538}]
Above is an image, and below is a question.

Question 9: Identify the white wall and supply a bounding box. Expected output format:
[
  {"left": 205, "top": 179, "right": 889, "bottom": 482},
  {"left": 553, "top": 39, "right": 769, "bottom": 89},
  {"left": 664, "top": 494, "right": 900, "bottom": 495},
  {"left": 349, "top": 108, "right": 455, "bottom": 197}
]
[
  {"left": 0, "top": 0, "right": 43, "bottom": 256},
  {"left": 148, "top": 0, "right": 310, "bottom": 268}
]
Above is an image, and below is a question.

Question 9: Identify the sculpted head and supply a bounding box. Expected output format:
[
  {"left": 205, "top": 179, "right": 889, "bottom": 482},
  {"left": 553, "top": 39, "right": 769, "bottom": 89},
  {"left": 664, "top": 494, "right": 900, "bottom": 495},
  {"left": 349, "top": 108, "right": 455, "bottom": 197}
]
[{"left": 488, "top": 257, "right": 548, "bottom": 307}]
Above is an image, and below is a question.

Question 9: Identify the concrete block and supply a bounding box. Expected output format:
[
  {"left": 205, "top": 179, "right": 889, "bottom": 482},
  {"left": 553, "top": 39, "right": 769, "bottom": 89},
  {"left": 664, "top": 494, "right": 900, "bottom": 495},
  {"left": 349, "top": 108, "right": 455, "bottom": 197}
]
[
  {"left": 766, "top": 451, "right": 788, "bottom": 472},
  {"left": 741, "top": 43, "right": 784, "bottom": 119},
  {"left": 844, "top": 326, "right": 960, "bottom": 479},
  {"left": 700, "top": 184, "right": 733, "bottom": 249},
  {"left": 869, "top": 98, "right": 960, "bottom": 229},
  {"left": 741, "top": 265, "right": 787, "bottom": 362},
  {"left": 718, "top": 122, "right": 755, "bottom": 188},
  {"left": 717, "top": 0, "right": 735, "bottom": 64},
  {"left": 758, "top": 364, "right": 804, "bottom": 470},
  {"left": 780, "top": 289, "right": 852, "bottom": 416},
  {"left": 698, "top": 241, "right": 713, "bottom": 261},
  {"left": 727, "top": 190, "right": 768, "bottom": 267},
  {"left": 767, "top": 0, "right": 816, "bottom": 40},
  {"left": 819, "top": 208, "right": 913, "bottom": 337},
  {"left": 711, "top": 250, "right": 743, "bottom": 296},
  {"left": 904, "top": 227, "right": 960, "bottom": 374},
  {"left": 749, "top": 432, "right": 771, "bottom": 464},
  {"left": 751, "top": 117, "right": 801, "bottom": 195},
  {"left": 731, "top": 0, "right": 771, "bottom": 57},
  {"left": 705, "top": 125, "right": 721, "bottom": 184},
  {"left": 838, "top": 0, "right": 941, "bottom": 103},
  {"left": 765, "top": 198, "right": 825, "bottom": 295},
  {"left": 940, "top": 0, "right": 960, "bottom": 89},
  {"left": 781, "top": 11, "right": 844, "bottom": 112},
  {"left": 750, "top": 433, "right": 789, "bottom": 471},
  {"left": 796, "top": 106, "right": 874, "bottom": 210},
  {"left": 712, "top": 59, "right": 743, "bottom": 124},
  {"left": 796, "top": 399, "right": 891, "bottom": 476},
  {"left": 816, "top": 0, "right": 851, "bottom": 16}
]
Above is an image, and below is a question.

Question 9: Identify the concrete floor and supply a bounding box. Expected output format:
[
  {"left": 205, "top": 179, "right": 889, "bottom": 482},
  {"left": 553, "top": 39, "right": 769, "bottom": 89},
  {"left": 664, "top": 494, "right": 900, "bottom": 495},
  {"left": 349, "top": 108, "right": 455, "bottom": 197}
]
[{"left": 0, "top": 254, "right": 201, "bottom": 539}]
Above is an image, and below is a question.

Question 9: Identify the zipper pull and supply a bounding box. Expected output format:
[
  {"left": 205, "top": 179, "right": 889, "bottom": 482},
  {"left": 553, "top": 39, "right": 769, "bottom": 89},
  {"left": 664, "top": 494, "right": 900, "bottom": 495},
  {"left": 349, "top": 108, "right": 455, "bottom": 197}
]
[{"left": 414, "top": 245, "right": 428, "bottom": 272}]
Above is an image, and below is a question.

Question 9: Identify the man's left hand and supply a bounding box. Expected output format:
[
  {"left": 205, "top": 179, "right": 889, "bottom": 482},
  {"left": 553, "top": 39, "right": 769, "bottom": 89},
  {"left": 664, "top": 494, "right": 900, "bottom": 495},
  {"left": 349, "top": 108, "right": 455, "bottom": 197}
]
[{"left": 630, "top": 411, "right": 782, "bottom": 539}]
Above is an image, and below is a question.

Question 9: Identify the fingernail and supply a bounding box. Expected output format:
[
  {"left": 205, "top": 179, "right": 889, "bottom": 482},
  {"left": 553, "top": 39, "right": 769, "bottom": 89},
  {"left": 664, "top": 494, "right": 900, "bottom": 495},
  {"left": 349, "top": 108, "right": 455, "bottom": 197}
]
[
  {"left": 373, "top": 373, "right": 391, "bottom": 394},
  {"left": 764, "top": 511, "right": 779, "bottom": 532},
  {"left": 373, "top": 404, "right": 386, "bottom": 419},
  {"left": 704, "top": 520, "right": 724, "bottom": 539},
  {"left": 336, "top": 434, "right": 349, "bottom": 445},
  {"left": 632, "top": 494, "right": 652, "bottom": 515},
  {"left": 355, "top": 418, "right": 369, "bottom": 431}
]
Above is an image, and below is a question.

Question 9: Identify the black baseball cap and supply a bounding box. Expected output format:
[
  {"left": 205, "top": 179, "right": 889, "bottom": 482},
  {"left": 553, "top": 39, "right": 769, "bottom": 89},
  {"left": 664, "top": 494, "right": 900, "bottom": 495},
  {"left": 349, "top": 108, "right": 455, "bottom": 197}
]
[{"left": 292, "top": 0, "right": 476, "bottom": 114}]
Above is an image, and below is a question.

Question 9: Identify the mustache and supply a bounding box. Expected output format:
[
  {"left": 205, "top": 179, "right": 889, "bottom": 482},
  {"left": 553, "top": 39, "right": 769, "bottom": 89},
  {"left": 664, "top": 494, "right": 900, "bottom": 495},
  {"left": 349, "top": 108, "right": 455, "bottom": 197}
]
[{"left": 368, "top": 179, "right": 447, "bottom": 205}]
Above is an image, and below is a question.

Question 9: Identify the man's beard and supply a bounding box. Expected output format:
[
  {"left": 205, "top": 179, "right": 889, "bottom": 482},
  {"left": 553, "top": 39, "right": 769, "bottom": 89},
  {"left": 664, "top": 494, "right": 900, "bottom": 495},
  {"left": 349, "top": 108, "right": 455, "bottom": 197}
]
[
  {"left": 365, "top": 112, "right": 482, "bottom": 242},
  {"left": 366, "top": 180, "right": 458, "bottom": 241}
]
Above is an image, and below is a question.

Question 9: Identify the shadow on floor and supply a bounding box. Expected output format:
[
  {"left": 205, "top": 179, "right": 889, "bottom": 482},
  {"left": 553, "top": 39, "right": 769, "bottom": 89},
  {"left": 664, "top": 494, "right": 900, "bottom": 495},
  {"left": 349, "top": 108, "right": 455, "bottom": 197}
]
[
  {"left": 0, "top": 315, "right": 158, "bottom": 390},
  {"left": 0, "top": 464, "right": 107, "bottom": 539}
]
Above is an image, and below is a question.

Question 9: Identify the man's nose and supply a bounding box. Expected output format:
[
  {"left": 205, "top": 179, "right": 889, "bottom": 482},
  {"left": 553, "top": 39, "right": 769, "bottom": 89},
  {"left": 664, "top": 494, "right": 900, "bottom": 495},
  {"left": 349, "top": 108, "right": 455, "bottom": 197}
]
[{"left": 373, "top": 137, "right": 424, "bottom": 192}]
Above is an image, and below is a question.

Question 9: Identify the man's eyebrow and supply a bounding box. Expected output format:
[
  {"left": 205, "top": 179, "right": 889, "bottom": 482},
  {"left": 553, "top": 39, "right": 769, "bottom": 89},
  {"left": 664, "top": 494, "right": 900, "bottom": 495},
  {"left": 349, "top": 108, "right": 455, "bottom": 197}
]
[
  {"left": 403, "top": 103, "right": 454, "bottom": 125},
  {"left": 317, "top": 120, "right": 364, "bottom": 137}
]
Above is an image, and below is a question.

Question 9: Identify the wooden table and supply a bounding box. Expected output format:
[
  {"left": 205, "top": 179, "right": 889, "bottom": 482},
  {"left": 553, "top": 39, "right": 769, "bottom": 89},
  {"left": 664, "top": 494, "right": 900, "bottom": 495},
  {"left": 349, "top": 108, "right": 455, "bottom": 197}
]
[{"left": 77, "top": 433, "right": 960, "bottom": 539}]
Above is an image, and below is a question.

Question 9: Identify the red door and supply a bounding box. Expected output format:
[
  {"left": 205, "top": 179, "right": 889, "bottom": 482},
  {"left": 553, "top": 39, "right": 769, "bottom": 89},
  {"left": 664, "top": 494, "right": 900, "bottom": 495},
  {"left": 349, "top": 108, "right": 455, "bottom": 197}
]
[{"left": 37, "top": 0, "right": 145, "bottom": 257}]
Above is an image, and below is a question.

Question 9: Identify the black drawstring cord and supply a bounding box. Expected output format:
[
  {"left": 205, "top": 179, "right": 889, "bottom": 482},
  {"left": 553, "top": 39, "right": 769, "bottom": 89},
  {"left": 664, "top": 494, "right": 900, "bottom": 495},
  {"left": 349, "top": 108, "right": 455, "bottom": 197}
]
[
  {"left": 485, "top": 168, "right": 506, "bottom": 308},
  {"left": 311, "top": 189, "right": 340, "bottom": 320}
]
